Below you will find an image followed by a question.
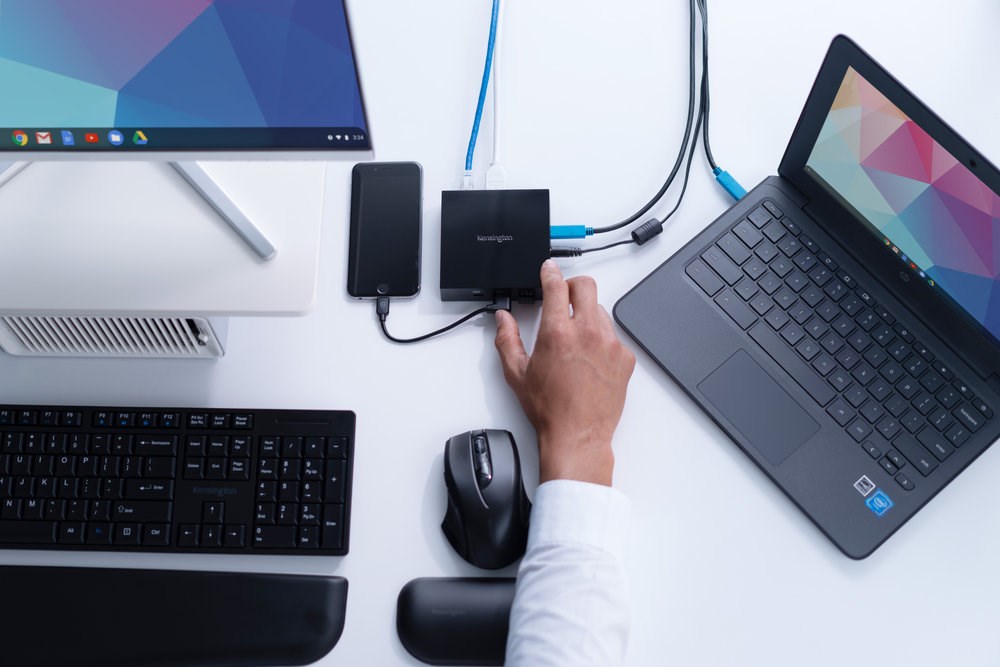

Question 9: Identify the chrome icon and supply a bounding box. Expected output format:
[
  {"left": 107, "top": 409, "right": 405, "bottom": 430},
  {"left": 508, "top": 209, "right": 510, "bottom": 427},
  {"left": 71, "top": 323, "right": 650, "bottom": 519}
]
[{"left": 11, "top": 130, "right": 28, "bottom": 147}]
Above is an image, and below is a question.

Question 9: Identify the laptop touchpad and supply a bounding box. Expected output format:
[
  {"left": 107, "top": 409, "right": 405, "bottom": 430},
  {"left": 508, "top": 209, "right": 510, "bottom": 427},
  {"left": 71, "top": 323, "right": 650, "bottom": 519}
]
[{"left": 698, "top": 350, "right": 819, "bottom": 467}]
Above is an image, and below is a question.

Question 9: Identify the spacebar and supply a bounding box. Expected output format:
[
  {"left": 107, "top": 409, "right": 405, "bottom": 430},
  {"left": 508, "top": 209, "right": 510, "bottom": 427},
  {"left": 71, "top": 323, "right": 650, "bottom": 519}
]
[
  {"left": 0, "top": 521, "right": 58, "bottom": 544},
  {"left": 749, "top": 324, "right": 835, "bottom": 407}
]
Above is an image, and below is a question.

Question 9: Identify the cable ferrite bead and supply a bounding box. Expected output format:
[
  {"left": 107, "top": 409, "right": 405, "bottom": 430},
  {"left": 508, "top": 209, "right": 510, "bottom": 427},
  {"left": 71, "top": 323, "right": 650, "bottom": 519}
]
[{"left": 631, "top": 218, "right": 664, "bottom": 245}]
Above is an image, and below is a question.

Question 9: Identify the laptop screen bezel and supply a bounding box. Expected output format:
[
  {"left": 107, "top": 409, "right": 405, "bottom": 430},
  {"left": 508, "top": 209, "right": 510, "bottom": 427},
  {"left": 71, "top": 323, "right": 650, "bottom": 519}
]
[{"left": 778, "top": 35, "right": 1000, "bottom": 375}]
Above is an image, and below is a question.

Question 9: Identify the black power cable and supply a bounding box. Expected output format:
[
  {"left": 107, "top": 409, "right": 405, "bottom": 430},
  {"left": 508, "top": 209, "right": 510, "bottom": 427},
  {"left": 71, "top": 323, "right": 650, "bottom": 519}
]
[
  {"left": 591, "top": 0, "right": 699, "bottom": 235},
  {"left": 376, "top": 294, "right": 511, "bottom": 344}
]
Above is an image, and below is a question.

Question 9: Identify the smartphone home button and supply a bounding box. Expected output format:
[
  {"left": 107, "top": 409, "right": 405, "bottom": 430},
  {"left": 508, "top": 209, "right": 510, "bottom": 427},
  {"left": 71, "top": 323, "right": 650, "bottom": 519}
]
[{"left": 377, "top": 283, "right": 389, "bottom": 295}]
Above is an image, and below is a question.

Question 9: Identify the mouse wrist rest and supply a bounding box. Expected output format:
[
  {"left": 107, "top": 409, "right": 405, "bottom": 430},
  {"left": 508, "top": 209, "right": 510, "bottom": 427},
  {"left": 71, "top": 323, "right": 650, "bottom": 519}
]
[
  {"left": 0, "top": 566, "right": 347, "bottom": 667},
  {"left": 397, "top": 577, "right": 516, "bottom": 666}
]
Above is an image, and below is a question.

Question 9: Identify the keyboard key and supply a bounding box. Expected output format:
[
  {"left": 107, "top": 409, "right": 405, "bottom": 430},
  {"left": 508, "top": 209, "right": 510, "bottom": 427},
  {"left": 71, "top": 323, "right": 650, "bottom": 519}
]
[
  {"left": 809, "top": 266, "right": 833, "bottom": 287},
  {"left": 878, "top": 361, "right": 903, "bottom": 383},
  {"left": 735, "top": 279, "right": 760, "bottom": 301},
  {"left": 823, "top": 280, "right": 848, "bottom": 302},
  {"left": 755, "top": 242, "right": 779, "bottom": 263},
  {"left": 827, "top": 369, "right": 851, "bottom": 391},
  {"left": 862, "top": 441, "right": 882, "bottom": 459},
  {"left": 805, "top": 318, "right": 828, "bottom": 339},
  {"left": 885, "top": 448, "right": 906, "bottom": 470},
  {"left": 871, "top": 326, "right": 893, "bottom": 346},
  {"left": 749, "top": 294, "right": 772, "bottom": 316},
  {"left": 773, "top": 287, "right": 797, "bottom": 310},
  {"left": 945, "top": 423, "right": 970, "bottom": 447},
  {"left": 224, "top": 525, "right": 246, "bottom": 548},
  {"left": 254, "top": 525, "right": 297, "bottom": 549},
  {"left": 876, "top": 306, "right": 895, "bottom": 325},
  {"left": 743, "top": 256, "right": 767, "bottom": 280},
  {"left": 781, "top": 219, "right": 801, "bottom": 237},
  {"left": 855, "top": 310, "right": 878, "bottom": 331},
  {"left": 770, "top": 256, "right": 794, "bottom": 278},
  {"left": 800, "top": 284, "right": 824, "bottom": 307},
  {"left": 867, "top": 379, "right": 892, "bottom": 402},
  {"left": 917, "top": 427, "right": 953, "bottom": 462},
  {"left": 844, "top": 386, "right": 868, "bottom": 409},
  {"left": 187, "top": 414, "right": 208, "bottom": 429},
  {"left": 232, "top": 414, "right": 253, "bottom": 429},
  {"left": 777, "top": 235, "right": 801, "bottom": 257},
  {"left": 701, "top": 247, "right": 743, "bottom": 285},
  {"left": 748, "top": 207, "right": 773, "bottom": 228},
  {"left": 895, "top": 378, "right": 920, "bottom": 400},
  {"left": 780, "top": 325, "right": 806, "bottom": 346},
  {"left": 811, "top": 355, "right": 835, "bottom": 377},
  {"left": 210, "top": 414, "right": 231, "bottom": 429},
  {"left": 819, "top": 333, "right": 843, "bottom": 355},
  {"left": 817, "top": 253, "right": 838, "bottom": 271},
  {"left": 847, "top": 332, "right": 871, "bottom": 353},
  {"left": 894, "top": 472, "right": 915, "bottom": 491},
  {"left": 144, "top": 524, "right": 170, "bottom": 546},
  {"left": 894, "top": 435, "right": 938, "bottom": 476},
  {"left": 788, "top": 303, "right": 811, "bottom": 325},
  {"left": 974, "top": 399, "right": 993, "bottom": 419},
  {"left": 322, "top": 505, "right": 345, "bottom": 549},
  {"left": 831, "top": 316, "right": 855, "bottom": 337},
  {"left": 718, "top": 233, "right": 751, "bottom": 265},
  {"left": 919, "top": 370, "right": 945, "bottom": 394},
  {"left": 733, "top": 220, "right": 764, "bottom": 248},
  {"left": 826, "top": 400, "right": 854, "bottom": 426},
  {"left": 847, "top": 419, "right": 873, "bottom": 442},
  {"left": 764, "top": 309, "right": 789, "bottom": 330},
  {"left": 860, "top": 401, "right": 885, "bottom": 424},
  {"left": 861, "top": 345, "right": 889, "bottom": 368},
  {"left": 794, "top": 252, "right": 818, "bottom": 272},
  {"left": 954, "top": 381, "right": 974, "bottom": 400},
  {"left": 904, "top": 357, "right": 927, "bottom": 377},
  {"left": 893, "top": 323, "right": 916, "bottom": 344},
  {"left": 878, "top": 457, "right": 898, "bottom": 476},
  {"left": 901, "top": 411, "right": 924, "bottom": 433},
  {"left": 762, "top": 220, "right": 786, "bottom": 243},
  {"left": 87, "top": 522, "right": 113, "bottom": 545},
  {"left": 178, "top": 525, "right": 199, "bottom": 547},
  {"left": 888, "top": 340, "right": 912, "bottom": 363},
  {"left": 851, "top": 364, "right": 876, "bottom": 386},
  {"left": 884, "top": 394, "right": 908, "bottom": 418},
  {"left": 115, "top": 523, "right": 141, "bottom": 546},
  {"left": 875, "top": 416, "right": 901, "bottom": 440},
  {"left": 834, "top": 348, "right": 860, "bottom": 370},
  {"left": 113, "top": 501, "right": 172, "bottom": 523},
  {"left": 928, "top": 407, "right": 953, "bottom": 431},
  {"left": 953, "top": 404, "right": 984, "bottom": 432},
  {"left": 816, "top": 301, "right": 839, "bottom": 322},
  {"left": 796, "top": 339, "right": 821, "bottom": 361},
  {"left": 59, "top": 522, "right": 86, "bottom": 545},
  {"left": 763, "top": 201, "right": 784, "bottom": 218},
  {"left": 201, "top": 525, "right": 223, "bottom": 548},
  {"left": 758, "top": 272, "right": 782, "bottom": 295}
]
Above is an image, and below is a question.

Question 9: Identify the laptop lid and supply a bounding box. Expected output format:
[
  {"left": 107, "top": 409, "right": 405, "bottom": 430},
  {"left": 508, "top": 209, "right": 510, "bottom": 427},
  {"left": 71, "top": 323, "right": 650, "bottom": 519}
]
[{"left": 777, "top": 35, "right": 1000, "bottom": 377}]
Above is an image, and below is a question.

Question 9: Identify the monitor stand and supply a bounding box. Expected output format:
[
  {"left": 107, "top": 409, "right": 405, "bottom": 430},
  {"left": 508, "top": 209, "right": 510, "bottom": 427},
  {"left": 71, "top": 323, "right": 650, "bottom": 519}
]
[{"left": 0, "top": 160, "right": 276, "bottom": 260}]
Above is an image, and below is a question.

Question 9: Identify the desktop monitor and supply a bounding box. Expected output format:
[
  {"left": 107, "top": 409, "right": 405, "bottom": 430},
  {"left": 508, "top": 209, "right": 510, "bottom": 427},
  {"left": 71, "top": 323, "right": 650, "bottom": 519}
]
[
  {"left": 0, "top": 0, "right": 373, "bottom": 358},
  {"left": 0, "top": 0, "right": 372, "bottom": 159}
]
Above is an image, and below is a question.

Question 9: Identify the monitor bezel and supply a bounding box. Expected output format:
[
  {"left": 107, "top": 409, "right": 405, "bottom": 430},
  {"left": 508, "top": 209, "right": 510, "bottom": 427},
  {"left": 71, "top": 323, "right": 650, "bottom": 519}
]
[
  {"left": 778, "top": 35, "right": 1000, "bottom": 374},
  {"left": 0, "top": 0, "right": 373, "bottom": 160}
]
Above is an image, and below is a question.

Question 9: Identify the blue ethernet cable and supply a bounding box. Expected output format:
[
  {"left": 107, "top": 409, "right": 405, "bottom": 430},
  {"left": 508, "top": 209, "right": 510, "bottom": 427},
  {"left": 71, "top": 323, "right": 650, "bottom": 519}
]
[{"left": 465, "top": 0, "right": 501, "bottom": 174}]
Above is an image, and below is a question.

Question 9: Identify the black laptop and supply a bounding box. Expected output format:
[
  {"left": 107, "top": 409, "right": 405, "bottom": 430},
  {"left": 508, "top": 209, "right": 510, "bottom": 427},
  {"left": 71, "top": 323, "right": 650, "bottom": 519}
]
[{"left": 614, "top": 36, "right": 1000, "bottom": 559}]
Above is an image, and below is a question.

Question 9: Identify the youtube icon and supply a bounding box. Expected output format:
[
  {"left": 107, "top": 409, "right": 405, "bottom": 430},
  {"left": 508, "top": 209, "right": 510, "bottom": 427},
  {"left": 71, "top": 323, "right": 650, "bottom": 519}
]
[{"left": 84, "top": 133, "right": 98, "bottom": 143}]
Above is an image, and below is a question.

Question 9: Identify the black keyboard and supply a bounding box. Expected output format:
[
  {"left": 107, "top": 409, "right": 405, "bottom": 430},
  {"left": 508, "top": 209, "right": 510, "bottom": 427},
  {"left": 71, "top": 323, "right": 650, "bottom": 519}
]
[
  {"left": 0, "top": 406, "right": 354, "bottom": 555},
  {"left": 686, "top": 200, "right": 994, "bottom": 492}
]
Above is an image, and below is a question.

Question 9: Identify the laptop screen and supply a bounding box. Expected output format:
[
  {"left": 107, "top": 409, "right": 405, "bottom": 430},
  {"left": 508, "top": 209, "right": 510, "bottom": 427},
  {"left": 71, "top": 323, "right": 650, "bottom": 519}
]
[{"left": 804, "top": 67, "right": 1000, "bottom": 345}]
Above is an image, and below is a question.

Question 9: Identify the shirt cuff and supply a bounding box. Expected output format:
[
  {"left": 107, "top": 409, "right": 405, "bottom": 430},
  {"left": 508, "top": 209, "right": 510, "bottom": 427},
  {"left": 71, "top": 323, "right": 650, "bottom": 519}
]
[{"left": 527, "top": 479, "right": 631, "bottom": 563}]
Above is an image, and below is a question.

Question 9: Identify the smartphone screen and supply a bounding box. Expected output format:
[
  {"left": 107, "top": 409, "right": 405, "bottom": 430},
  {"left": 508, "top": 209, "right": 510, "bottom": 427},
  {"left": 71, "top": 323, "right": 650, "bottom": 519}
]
[{"left": 347, "top": 162, "right": 422, "bottom": 298}]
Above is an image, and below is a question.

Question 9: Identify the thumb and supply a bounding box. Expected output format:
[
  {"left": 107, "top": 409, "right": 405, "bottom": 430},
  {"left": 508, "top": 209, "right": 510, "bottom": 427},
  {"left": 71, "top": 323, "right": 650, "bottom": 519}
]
[{"left": 494, "top": 310, "right": 529, "bottom": 388}]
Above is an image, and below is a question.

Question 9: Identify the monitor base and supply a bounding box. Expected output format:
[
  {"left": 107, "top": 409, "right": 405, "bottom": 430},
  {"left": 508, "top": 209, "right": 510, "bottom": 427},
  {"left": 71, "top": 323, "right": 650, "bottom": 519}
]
[{"left": 0, "top": 160, "right": 276, "bottom": 260}]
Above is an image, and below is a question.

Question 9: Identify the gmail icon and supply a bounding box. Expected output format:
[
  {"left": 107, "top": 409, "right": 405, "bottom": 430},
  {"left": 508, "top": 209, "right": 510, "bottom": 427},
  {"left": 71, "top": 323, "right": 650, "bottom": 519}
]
[{"left": 35, "top": 131, "right": 52, "bottom": 145}]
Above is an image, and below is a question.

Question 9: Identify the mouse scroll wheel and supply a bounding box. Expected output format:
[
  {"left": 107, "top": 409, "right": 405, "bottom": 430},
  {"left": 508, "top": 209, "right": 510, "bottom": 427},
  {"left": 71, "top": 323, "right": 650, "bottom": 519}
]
[{"left": 473, "top": 436, "right": 493, "bottom": 489}]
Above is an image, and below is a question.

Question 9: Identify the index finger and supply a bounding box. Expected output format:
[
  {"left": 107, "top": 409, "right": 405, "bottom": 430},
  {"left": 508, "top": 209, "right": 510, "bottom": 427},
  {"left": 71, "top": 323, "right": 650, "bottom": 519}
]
[{"left": 539, "top": 259, "right": 570, "bottom": 324}]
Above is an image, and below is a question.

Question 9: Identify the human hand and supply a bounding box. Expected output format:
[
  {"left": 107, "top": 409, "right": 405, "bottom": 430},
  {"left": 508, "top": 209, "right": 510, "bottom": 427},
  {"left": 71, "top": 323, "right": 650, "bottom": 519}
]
[{"left": 494, "top": 260, "right": 636, "bottom": 486}]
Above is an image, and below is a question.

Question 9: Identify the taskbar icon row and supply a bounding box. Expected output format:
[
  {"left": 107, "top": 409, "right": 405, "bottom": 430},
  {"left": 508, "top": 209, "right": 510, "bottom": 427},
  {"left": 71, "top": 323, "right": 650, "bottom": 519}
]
[{"left": 11, "top": 130, "right": 149, "bottom": 147}]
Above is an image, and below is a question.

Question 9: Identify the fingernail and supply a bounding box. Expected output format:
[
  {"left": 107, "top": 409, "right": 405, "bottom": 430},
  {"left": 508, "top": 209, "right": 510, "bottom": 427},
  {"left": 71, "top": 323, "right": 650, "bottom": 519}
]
[{"left": 542, "top": 259, "right": 556, "bottom": 269}]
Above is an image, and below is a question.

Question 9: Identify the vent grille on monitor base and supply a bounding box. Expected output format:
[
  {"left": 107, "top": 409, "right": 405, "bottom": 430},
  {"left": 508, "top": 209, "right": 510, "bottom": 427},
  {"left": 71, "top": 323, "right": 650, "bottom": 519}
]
[{"left": 0, "top": 316, "right": 224, "bottom": 358}]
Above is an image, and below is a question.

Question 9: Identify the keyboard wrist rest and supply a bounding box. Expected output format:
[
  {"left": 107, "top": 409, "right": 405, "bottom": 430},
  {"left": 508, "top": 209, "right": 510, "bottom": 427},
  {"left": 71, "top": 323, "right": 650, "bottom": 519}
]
[{"left": 0, "top": 566, "right": 347, "bottom": 667}]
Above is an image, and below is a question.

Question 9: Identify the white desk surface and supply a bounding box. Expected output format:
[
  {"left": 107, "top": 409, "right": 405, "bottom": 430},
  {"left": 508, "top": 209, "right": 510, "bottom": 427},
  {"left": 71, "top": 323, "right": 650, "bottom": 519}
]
[{"left": 2, "top": 1, "right": 999, "bottom": 665}]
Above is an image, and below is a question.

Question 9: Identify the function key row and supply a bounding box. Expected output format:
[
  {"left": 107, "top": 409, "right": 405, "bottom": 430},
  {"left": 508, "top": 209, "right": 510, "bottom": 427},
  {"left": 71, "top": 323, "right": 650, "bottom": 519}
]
[
  {"left": 0, "top": 410, "right": 83, "bottom": 428},
  {"left": 94, "top": 412, "right": 179, "bottom": 429}
]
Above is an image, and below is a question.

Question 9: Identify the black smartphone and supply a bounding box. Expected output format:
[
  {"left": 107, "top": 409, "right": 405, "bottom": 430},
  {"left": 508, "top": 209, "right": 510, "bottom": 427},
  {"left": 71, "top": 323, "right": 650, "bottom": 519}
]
[{"left": 347, "top": 162, "right": 422, "bottom": 298}]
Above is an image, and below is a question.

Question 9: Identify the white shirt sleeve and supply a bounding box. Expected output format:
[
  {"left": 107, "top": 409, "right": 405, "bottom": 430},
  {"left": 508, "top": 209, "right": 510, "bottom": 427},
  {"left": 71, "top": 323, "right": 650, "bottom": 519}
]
[{"left": 505, "top": 479, "right": 631, "bottom": 667}]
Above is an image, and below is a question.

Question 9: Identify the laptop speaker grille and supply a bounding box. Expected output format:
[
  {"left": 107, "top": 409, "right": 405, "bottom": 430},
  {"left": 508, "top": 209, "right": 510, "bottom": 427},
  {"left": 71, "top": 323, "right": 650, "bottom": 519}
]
[{"left": 0, "top": 316, "right": 223, "bottom": 358}]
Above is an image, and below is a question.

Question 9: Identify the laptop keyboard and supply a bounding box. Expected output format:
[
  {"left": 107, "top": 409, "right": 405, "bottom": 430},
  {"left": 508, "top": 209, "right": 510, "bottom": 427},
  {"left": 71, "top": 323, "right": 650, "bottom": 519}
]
[{"left": 686, "top": 199, "right": 994, "bottom": 492}]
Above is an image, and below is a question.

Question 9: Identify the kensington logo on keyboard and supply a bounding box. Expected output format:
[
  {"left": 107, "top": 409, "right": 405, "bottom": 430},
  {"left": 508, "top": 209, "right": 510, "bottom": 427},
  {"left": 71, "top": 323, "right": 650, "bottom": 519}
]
[{"left": 192, "top": 486, "right": 239, "bottom": 497}]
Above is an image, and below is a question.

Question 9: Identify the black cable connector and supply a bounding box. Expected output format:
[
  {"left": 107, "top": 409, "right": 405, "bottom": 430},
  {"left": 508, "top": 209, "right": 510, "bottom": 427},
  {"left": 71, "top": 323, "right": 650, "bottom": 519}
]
[
  {"left": 550, "top": 247, "right": 583, "bottom": 258},
  {"left": 376, "top": 293, "right": 508, "bottom": 344},
  {"left": 631, "top": 218, "right": 664, "bottom": 245}
]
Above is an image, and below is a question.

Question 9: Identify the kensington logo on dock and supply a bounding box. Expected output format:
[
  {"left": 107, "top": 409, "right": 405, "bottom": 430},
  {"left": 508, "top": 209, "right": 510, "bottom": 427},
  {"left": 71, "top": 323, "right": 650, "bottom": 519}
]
[{"left": 476, "top": 233, "right": 513, "bottom": 244}]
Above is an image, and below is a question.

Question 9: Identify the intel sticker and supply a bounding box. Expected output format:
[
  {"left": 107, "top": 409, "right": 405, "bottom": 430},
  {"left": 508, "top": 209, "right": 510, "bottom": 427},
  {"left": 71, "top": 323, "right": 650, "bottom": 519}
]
[{"left": 865, "top": 489, "right": 894, "bottom": 517}]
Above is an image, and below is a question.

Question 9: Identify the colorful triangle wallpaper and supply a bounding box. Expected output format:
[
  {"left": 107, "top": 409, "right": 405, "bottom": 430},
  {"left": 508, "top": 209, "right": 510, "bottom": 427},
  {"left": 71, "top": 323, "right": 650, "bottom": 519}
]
[
  {"left": 0, "top": 0, "right": 366, "bottom": 130},
  {"left": 807, "top": 67, "right": 1000, "bottom": 342}
]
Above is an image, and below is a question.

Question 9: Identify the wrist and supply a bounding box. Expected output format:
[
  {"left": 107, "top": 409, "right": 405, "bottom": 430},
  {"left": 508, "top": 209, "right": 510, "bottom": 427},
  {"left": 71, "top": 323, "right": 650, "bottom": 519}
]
[{"left": 537, "top": 433, "right": 615, "bottom": 487}]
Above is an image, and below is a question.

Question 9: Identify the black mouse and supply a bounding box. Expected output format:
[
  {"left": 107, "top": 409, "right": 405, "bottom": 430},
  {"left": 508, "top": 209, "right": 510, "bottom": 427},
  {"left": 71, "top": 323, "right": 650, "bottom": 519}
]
[{"left": 442, "top": 429, "right": 531, "bottom": 570}]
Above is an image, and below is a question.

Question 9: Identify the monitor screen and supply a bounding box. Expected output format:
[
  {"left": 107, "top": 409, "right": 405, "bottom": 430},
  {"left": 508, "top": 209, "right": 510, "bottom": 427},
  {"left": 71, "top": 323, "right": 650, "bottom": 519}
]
[
  {"left": 0, "top": 0, "right": 370, "bottom": 153},
  {"left": 805, "top": 66, "right": 1000, "bottom": 345}
]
